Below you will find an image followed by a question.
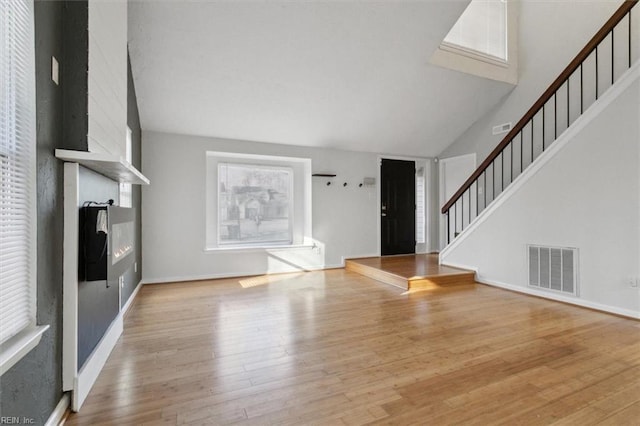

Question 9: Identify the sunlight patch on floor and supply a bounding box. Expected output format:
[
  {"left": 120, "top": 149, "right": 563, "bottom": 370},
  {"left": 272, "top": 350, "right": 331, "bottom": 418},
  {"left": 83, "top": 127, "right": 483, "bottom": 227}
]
[{"left": 238, "top": 273, "right": 305, "bottom": 288}]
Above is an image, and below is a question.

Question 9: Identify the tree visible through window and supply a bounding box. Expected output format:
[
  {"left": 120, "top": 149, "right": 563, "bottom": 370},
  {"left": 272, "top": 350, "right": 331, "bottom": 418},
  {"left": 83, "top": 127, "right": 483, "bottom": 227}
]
[{"left": 218, "top": 163, "right": 292, "bottom": 245}]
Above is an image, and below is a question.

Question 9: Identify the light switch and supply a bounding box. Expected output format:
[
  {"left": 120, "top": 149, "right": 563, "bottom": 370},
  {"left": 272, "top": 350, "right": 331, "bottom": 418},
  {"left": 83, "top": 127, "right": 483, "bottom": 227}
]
[{"left": 51, "top": 56, "right": 59, "bottom": 85}]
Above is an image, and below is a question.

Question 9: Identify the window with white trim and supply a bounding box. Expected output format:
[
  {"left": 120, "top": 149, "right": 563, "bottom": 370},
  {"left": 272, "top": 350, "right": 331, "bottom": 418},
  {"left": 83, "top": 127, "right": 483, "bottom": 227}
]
[
  {"left": 119, "top": 126, "right": 133, "bottom": 207},
  {"left": 431, "top": 0, "right": 517, "bottom": 84},
  {"left": 205, "top": 152, "right": 311, "bottom": 250},
  {"left": 443, "top": 0, "right": 508, "bottom": 62},
  {"left": 1, "top": 0, "right": 47, "bottom": 375}
]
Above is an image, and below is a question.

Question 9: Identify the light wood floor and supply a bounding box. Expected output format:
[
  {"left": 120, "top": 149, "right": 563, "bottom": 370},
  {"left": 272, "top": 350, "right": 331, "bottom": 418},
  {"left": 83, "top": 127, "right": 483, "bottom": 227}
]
[{"left": 66, "top": 269, "right": 640, "bottom": 425}]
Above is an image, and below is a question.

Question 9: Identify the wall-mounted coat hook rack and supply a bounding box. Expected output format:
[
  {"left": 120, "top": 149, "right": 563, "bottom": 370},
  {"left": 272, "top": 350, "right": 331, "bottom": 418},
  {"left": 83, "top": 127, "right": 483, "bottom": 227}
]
[{"left": 312, "top": 173, "right": 336, "bottom": 187}]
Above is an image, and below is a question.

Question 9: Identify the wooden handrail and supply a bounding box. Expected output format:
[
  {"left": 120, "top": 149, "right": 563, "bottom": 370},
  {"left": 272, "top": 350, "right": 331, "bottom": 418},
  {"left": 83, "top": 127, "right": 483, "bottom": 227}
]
[{"left": 442, "top": 0, "right": 638, "bottom": 214}]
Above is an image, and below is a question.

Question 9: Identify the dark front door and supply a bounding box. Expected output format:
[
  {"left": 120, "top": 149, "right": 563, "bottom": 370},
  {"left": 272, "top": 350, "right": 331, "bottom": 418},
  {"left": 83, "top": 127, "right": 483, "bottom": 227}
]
[{"left": 381, "top": 159, "right": 416, "bottom": 256}]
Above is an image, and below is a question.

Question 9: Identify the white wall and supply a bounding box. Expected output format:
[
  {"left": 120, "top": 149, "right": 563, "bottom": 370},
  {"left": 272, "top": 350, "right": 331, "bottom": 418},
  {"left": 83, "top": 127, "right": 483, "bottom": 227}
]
[
  {"left": 87, "top": 0, "right": 127, "bottom": 157},
  {"left": 439, "top": 0, "right": 625, "bottom": 162},
  {"left": 141, "top": 131, "right": 390, "bottom": 282},
  {"left": 441, "top": 70, "right": 640, "bottom": 318}
]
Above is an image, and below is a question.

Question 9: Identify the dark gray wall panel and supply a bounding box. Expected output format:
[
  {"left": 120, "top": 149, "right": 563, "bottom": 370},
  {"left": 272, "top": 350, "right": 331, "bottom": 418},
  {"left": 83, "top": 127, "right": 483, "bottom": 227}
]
[
  {"left": 0, "top": 1, "right": 65, "bottom": 423},
  {"left": 77, "top": 168, "right": 119, "bottom": 369}
]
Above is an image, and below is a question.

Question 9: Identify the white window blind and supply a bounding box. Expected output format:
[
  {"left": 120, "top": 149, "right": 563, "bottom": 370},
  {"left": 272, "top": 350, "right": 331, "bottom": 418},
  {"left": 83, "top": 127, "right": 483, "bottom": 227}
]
[
  {"left": 218, "top": 163, "right": 293, "bottom": 246},
  {"left": 119, "top": 127, "right": 133, "bottom": 207},
  {"left": 0, "top": 0, "right": 37, "bottom": 345},
  {"left": 415, "top": 171, "right": 425, "bottom": 244},
  {"left": 444, "top": 0, "right": 507, "bottom": 61}
]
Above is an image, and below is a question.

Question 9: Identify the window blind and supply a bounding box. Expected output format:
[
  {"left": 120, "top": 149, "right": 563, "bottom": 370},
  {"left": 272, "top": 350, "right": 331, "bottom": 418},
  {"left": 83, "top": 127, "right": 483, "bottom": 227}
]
[
  {"left": 415, "top": 172, "right": 425, "bottom": 244},
  {"left": 0, "top": 0, "right": 37, "bottom": 345},
  {"left": 444, "top": 0, "right": 507, "bottom": 61}
]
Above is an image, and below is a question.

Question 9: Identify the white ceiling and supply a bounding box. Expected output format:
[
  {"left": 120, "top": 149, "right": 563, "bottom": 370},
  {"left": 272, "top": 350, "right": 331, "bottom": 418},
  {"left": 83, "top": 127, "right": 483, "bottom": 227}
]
[{"left": 128, "top": 1, "right": 513, "bottom": 157}]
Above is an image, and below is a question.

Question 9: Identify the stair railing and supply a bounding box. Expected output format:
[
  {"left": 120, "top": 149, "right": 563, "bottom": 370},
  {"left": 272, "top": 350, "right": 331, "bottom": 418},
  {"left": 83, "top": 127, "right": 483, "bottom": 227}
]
[{"left": 441, "top": 0, "right": 638, "bottom": 245}]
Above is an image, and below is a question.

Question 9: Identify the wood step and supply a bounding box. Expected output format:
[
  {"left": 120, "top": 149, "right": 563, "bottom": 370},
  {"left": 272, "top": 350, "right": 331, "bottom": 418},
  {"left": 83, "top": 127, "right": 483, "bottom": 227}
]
[{"left": 345, "top": 254, "right": 475, "bottom": 291}]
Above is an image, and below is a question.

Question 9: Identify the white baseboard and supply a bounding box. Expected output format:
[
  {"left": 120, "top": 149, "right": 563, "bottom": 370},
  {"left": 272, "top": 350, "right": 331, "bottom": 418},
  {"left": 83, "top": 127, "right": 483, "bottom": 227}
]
[
  {"left": 122, "top": 280, "right": 143, "bottom": 314},
  {"left": 140, "top": 263, "right": 347, "bottom": 285},
  {"left": 73, "top": 314, "right": 123, "bottom": 411},
  {"left": 45, "top": 393, "right": 70, "bottom": 426},
  {"left": 441, "top": 261, "right": 640, "bottom": 320}
]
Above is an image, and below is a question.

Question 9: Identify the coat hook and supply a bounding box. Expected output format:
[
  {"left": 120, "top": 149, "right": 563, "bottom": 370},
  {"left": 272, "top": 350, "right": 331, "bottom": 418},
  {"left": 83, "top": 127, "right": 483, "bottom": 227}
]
[
  {"left": 326, "top": 181, "right": 331, "bottom": 186},
  {"left": 343, "top": 182, "right": 348, "bottom": 187}
]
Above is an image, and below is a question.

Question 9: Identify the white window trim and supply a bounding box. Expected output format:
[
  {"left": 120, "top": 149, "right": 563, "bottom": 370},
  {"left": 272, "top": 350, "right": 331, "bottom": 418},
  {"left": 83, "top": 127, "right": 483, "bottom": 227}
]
[
  {"left": 430, "top": 0, "right": 518, "bottom": 85},
  {"left": 0, "top": 326, "right": 49, "bottom": 376},
  {"left": 205, "top": 152, "right": 312, "bottom": 251},
  {"left": 439, "top": 41, "right": 509, "bottom": 68}
]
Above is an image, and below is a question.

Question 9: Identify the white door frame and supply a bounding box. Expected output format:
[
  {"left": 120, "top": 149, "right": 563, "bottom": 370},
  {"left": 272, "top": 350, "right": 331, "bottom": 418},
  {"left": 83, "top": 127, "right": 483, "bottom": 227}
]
[{"left": 376, "top": 155, "right": 430, "bottom": 256}]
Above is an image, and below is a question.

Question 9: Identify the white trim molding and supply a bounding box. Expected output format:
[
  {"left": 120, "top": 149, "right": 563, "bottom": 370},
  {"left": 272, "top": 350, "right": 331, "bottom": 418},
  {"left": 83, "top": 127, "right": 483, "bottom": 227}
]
[
  {"left": 0, "top": 325, "right": 49, "bottom": 376},
  {"left": 442, "top": 260, "right": 640, "bottom": 320},
  {"left": 122, "top": 280, "right": 144, "bottom": 315},
  {"left": 62, "top": 163, "right": 79, "bottom": 392},
  {"left": 45, "top": 393, "right": 70, "bottom": 426},
  {"left": 73, "top": 314, "right": 123, "bottom": 411}
]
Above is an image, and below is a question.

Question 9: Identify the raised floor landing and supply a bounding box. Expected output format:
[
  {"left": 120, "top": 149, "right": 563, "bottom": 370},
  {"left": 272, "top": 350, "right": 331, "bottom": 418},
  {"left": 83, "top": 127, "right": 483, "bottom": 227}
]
[{"left": 345, "top": 254, "right": 475, "bottom": 291}]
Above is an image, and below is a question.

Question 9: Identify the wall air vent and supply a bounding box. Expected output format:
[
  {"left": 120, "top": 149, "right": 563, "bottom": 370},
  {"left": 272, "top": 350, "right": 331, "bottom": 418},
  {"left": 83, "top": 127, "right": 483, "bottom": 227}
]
[
  {"left": 492, "top": 122, "right": 512, "bottom": 135},
  {"left": 528, "top": 245, "right": 578, "bottom": 296}
]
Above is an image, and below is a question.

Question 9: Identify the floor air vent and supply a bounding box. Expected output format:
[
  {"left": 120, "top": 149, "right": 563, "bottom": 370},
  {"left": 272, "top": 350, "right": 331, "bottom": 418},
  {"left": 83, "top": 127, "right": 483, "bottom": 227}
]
[{"left": 528, "top": 245, "right": 578, "bottom": 296}]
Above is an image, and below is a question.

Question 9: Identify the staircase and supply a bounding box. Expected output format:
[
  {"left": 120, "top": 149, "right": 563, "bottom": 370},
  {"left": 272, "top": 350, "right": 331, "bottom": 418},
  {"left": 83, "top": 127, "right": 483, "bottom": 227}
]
[
  {"left": 437, "top": 1, "right": 640, "bottom": 318},
  {"left": 441, "top": 0, "right": 639, "bottom": 246}
]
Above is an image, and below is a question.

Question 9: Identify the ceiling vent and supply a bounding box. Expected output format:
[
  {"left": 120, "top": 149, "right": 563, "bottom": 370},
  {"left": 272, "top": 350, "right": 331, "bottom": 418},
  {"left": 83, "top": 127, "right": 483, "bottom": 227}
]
[{"left": 528, "top": 245, "right": 578, "bottom": 296}]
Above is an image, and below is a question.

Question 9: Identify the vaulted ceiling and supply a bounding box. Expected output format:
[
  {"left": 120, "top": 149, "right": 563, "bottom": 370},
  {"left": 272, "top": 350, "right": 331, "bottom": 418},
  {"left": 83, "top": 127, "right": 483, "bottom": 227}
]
[{"left": 128, "top": 1, "right": 514, "bottom": 157}]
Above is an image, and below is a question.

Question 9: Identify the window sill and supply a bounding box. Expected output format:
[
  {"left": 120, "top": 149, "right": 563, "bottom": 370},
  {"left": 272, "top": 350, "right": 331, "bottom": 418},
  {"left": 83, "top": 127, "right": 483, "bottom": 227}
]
[
  {"left": 204, "top": 244, "right": 315, "bottom": 254},
  {"left": 440, "top": 42, "right": 508, "bottom": 68},
  {"left": 0, "top": 325, "right": 49, "bottom": 376},
  {"left": 430, "top": 45, "right": 518, "bottom": 85}
]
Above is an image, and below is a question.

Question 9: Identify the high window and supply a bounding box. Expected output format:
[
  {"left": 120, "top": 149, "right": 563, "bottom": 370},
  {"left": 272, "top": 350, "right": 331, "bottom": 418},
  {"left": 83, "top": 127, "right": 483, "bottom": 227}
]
[
  {"left": 431, "top": 0, "right": 517, "bottom": 84},
  {"left": 443, "top": 0, "right": 508, "bottom": 62}
]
